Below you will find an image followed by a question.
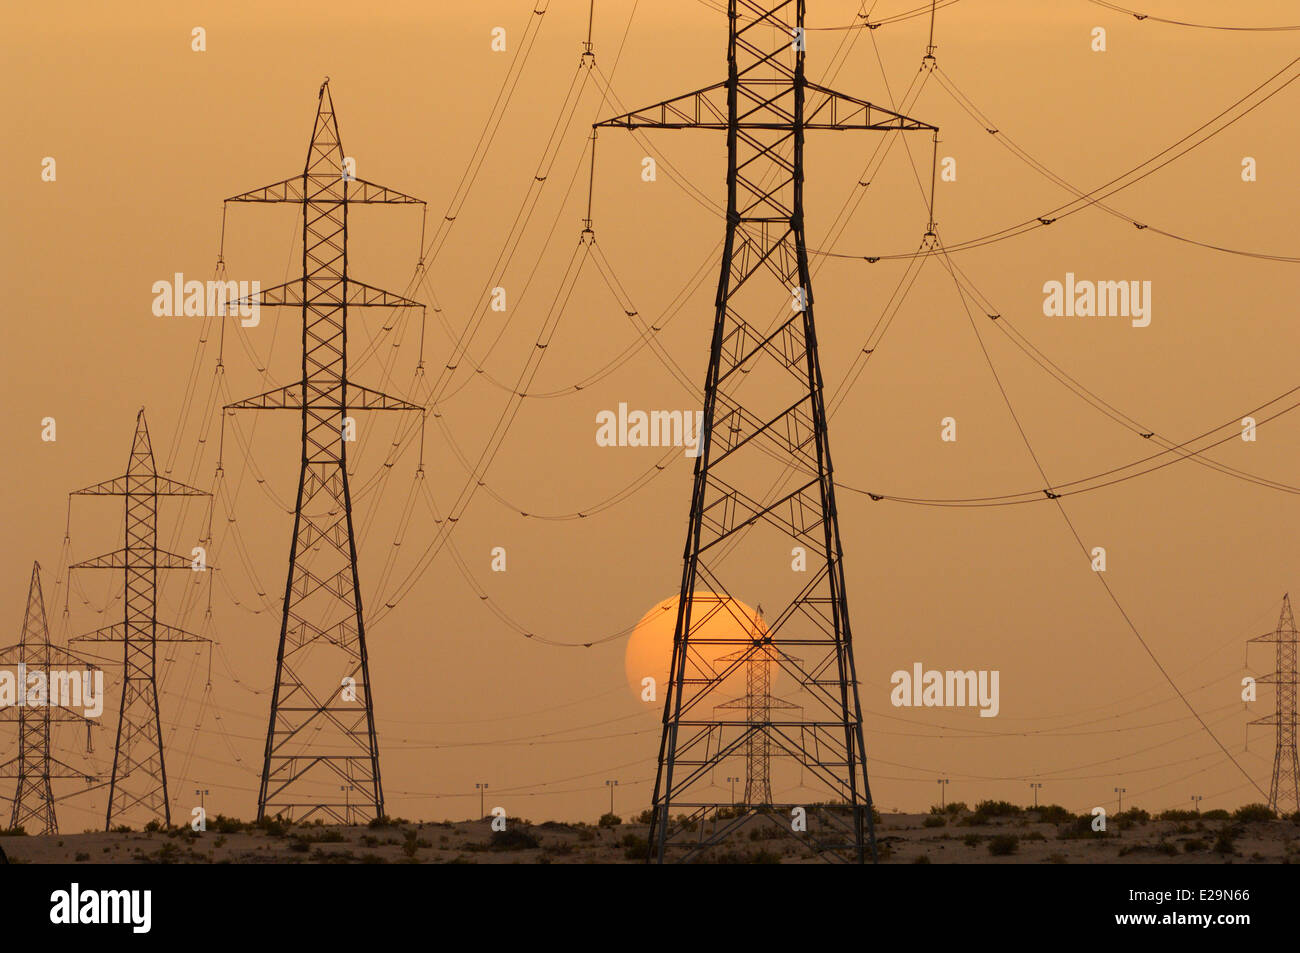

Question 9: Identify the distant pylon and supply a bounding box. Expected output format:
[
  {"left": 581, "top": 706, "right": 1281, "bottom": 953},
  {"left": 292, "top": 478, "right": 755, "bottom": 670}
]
[
  {"left": 1249, "top": 594, "right": 1299, "bottom": 814},
  {"left": 0, "top": 562, "right": 98, "bottom": 834},
  {"left": 69, "top": 409, "right": 209, "bottom": 830},
  {"left": 715, "top": 610, "right": 798, "bottom": 806},
  {"left": 224, "top": 79, "right": 424, "bottom": 823},
  {"left": 596, "top": 0, "right": 935, "bottom": 862}
]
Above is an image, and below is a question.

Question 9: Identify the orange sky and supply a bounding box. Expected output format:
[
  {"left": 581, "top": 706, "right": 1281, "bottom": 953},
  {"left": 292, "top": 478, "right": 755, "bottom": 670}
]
[{"left": 2, "top": 0, "right": 1298, "bottom": 827}]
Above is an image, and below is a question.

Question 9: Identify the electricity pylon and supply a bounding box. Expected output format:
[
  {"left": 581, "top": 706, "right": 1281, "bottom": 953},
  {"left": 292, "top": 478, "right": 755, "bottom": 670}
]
[
  {"left": 0, "top": 562, "right": 98, "bottom": 834},
  {"left": 596, "top": 0, "right": 935, "bottom": 863},
  {"left": 1249, "top": 594, "right": 1299, "bottom": 814},
  {"left": 224, "top": 79, "right": 424, "bottom": 824},
  {"left": 714, "top": 610, "right": 798, "bottom": 806},
  {"left": 69, "top": 409, "right": 209, "bottom": 830}
]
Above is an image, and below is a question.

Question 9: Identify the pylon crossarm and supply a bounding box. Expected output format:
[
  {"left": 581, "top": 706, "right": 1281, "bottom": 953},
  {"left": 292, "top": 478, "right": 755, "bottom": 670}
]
[
  {"left": 70, "top": 475, "right": 207, "bottom": 497},
  {"left": 226, "top": 381, "right": 421, "bottom": 412},
  {"left": 70, "top": 549, "right": 194, "bottom": 571},
  {"left": 226, "top": 175, "right": 423, "bottom": 206},
  {"left": 71, "top": 621, "right": 207, "bottom": 644},
  {"left": 803, "top": 83, "right": 937, "bottom": 131},
  {"left": 232, "top": 278, "right": 423, "bottom": 311},
  {"left": 594, "top": 81, "right": 730, "bottom": 130}
]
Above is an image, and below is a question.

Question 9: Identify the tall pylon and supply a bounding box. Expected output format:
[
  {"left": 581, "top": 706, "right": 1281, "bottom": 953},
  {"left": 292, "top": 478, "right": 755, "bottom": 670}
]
[
  {"left": 224, "top": 79, "right": 424, "bottom": 824},
  {"left": 596, "top": 0, "right": 935, "bottom": 862},
  {"left": 1249, "top": 594, "right": 1299, "bottom": 815},
  {"left": 714, "top": 610, "right": 798, "bottom": 806},
  {"left": 0, "top": 562, "right": 98, "bottom": 835},
  {"left": 69, "top": 410, "right": 209, "bottom": 830}
]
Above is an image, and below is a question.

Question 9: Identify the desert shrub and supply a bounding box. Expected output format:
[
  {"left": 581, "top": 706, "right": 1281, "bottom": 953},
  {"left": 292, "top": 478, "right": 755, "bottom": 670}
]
[
  {"left": 987, "top": 834, "right": 1019, "bottom": 856},
  {"left": 1158, "top": 809, "right": 1198, "bottom": 822},
  {"left": 622, "top": 834, "right": 649, "bottom": 860},
  {"left": 1034, "top": 804, "right": 1072, "bottom": 823},
  {"left": 1183, "top": 838, "right": 1208, "bottom": 853},
  {"left": 963, "top": 833, "right": 981, "bottom": 847},
  {"left": 1203, "top": 809, "right": 1230, "bottom": 821},
  {"left": 1115, "top": 808, "right": 1150, "bottom": 826},
  {"left": 1058, "top": 814, "right": 1105, "bottom": 840},
  {"left": 490, "top": 827, "right": 540, "bottom": 851},
  {"left": 923, "top": 815, "right": 946, "bottom": 828},
  {"left": 912, "top": 855, "right": 931, "bottom": 864},
  {"left": 974, "top": 800, "right": 1022, "bottom": 818},
  {"left": 257, "top": 817, "right": 290, "bottom": 837},
  {"left": 1233, "top": 803, "right": 1275, "bottom": 823},
  {"left": 1213, "top": 826, "right": 1241, "bottom": 855},
  {"left": 635, "top": 808, "right": 655, "bottom": 825},
  {"left": 944, "top": 801, "right": 968, "bottom": 816},
  {"left": 74, "top": 851, "right": 91, "bottom": 861},
  {"left": 209, "top": 814, "right": 245, "bottom": 834},
  {"left": 598, "top": 812, "right": 622, "bottom": 828}
]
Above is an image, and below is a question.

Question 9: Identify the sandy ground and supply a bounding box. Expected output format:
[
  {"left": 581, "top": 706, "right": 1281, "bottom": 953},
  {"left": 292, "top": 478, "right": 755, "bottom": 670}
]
[{"left": 3, "top": 808, "right": 1296, "bottom": 863}]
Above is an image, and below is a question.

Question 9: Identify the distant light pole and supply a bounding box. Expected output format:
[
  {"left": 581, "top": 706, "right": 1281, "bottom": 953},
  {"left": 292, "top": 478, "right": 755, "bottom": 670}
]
[
  {"left": 725, "top": 776, "right": 741, "bottom": 805},
  {"left": 195, "top": 788, "right": 209, "bottom": 813},
  {"left": 1114, "top": 787, "right": 1126, "bottom": 813},
  {"left": 1192, "top": 795, "right": 1204, "bottom": 814},
  {"left": 476, "top": 782, "right": 489, "bottom": 820},
  {"left": 937, "top": 778, "right": 950, "bottom": 810},
  {"left": 605, "top": 779, "right": 619, "bottom": 815},
  {"left": 1029, "top": 783, "right": 1043, "bottom": 808}
]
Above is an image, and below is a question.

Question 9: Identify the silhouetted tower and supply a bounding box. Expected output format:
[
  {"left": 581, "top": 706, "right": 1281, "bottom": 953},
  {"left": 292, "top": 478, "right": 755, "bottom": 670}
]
[
  {"left": 715, "top": 610, "right": 797, "bottom": 806},
  {"left": 596, "top": 0, "right": 935, "bottom": 863},
  {"left": 1249, "top": 594, "right": 1299, "bottom": 814},
  {"left": 0, "top": 563, "right": 98, "bottom": 834},
  {"left": 69, "top": 410, "right": 208, "bottom": 829},
  {"left": 224, "top": 80, "right": 424, "bottom": 823}
]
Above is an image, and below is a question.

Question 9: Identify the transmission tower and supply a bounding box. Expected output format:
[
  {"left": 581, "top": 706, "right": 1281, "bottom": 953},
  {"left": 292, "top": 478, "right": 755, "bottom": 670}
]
[
  {"left": 224, "top": 79, "right": 424, "bottom": 824},
  {"left": 714, "top": 610, "right": 798, "bottom": 806},
  {"left": 0, "top": 562, "right": 98, "bottom": 834},
  {"left": 69, "top": 409, "right": 209, "bottom": 830},
  {"left": 596, "top": 0, "right": 935, "bottom": 863},
  {"left": 1249, "top": 594, "right": 1299, "bottom": 814}
]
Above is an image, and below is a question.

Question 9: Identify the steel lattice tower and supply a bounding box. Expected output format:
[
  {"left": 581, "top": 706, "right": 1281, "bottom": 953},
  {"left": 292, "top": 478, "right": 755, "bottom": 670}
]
[
  {"left": 596, "top": 0, "right": 935, "bottom": 863},
  {"left": 224, "top": 80, "right": 424, "bottom": 824},
  {"left": 715, "top": 611, "right": 797, "bottom": 806},
  {"left": 69, "top": 410, "right": 208, "bottom": 830},
  {"left": 1249, "top": 594, "right": 1299, "bottom": 814},
  {"left": 0, "top": 562, "right": 97, "bottom": 834}
]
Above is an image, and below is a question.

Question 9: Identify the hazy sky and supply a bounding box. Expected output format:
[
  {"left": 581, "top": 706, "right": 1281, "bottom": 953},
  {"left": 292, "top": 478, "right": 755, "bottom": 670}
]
[{"left": 2, "top": 0, "right": 1298, "bottom": 828}]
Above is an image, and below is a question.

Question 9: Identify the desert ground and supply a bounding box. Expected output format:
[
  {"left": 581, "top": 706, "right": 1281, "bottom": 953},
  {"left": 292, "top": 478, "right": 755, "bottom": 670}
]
[{"left": 2, "top": 803, "right": 1296, "bottom": 864}]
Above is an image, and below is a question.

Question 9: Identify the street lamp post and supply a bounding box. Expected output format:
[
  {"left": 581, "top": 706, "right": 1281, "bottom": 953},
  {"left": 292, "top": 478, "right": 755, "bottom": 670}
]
[
  {"left": 725, "top": 776, "right": 741, "bottom": 806},
  {"left": 1029, "top": 783, "right": 1043, "bottom": 808},
  {"left": 937, "top": 778, "right": 950, "bottom": 811},
  {"left": 476, "top": 782, "right": 489, "bottom": 820},
  {"left": 605, "top": 779, "right": 619, "bottom": 816},
  {"left": 1114, "top": 787, "right": 1127, "bottom": 813},
  {"left": 1192, "top": 795, "right": 1203, "bottom": 814}
]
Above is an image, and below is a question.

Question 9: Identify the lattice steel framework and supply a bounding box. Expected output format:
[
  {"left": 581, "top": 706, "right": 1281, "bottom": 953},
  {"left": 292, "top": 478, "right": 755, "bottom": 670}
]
[
  {"left": 1249, "top": 594, "right": 1299, "bottom": 814},
  {"left": 224, "top": 80, "right": 424, "bottom": 824},
  {"left": 715, "top": 611, "right": 797, "bottom": 806},
  {"left": 0, "top": 562, "right": 98, "bottom": 834},
  {"left": 596, "top": 0, "right": 934, "bottom": 863},
  {"left": 70, "top": 410, "right": 208, "bottom": 829}
]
